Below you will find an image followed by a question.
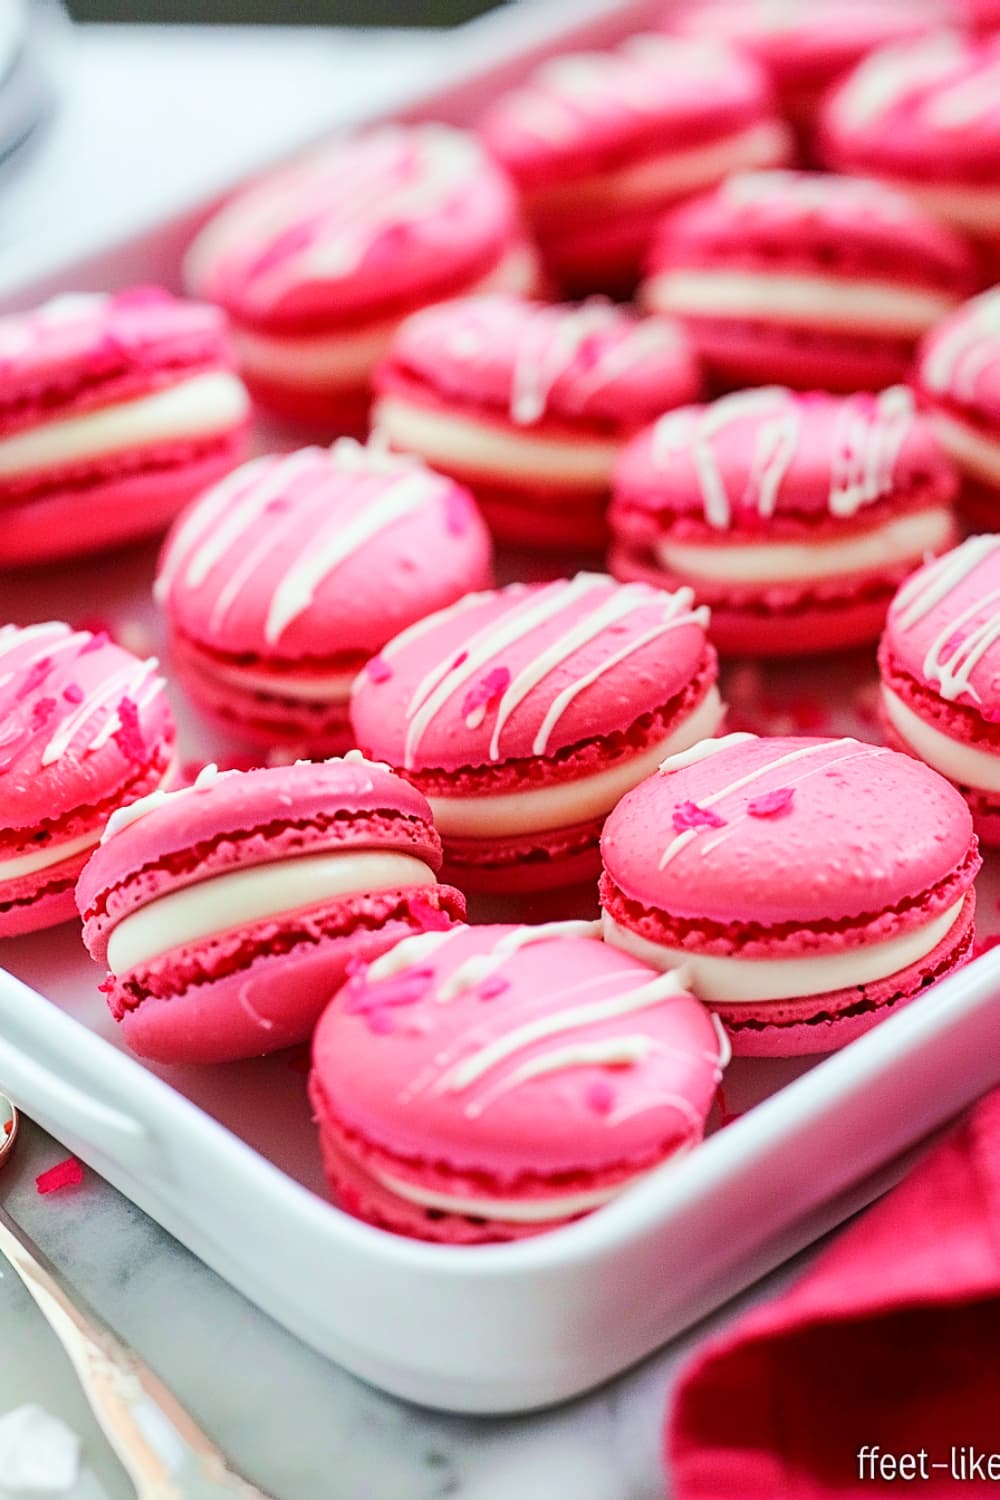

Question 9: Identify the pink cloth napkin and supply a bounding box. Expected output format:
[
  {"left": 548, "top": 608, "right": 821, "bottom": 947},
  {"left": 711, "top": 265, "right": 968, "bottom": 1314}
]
[{"left": 668, "top": 1088, "right": 1000, "bottom": 1498}]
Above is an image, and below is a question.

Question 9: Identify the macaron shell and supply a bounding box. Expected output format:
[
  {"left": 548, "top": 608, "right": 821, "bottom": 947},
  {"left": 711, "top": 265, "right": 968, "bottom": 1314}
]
[
  {"left": 916, "top": 286, "right": 1000, "bottom": 434},
  {"left": 819, "top": 33, "right": 1000, "bottom": 186},
  {"left": 110, "top": 886, "right": 465, "bottom": 1065},
  {"left": 375, "top": 295, "right": 702, "bottom": 434},
  {"left": 184, "top": 125, "right": 528, "bottom": 329},
  {"left": 310, "top": 922, "right": 723, "bottom": 1240},
  {"left": 156, "top": 446, "right": 493, "bottom": 662},
  {"left": 350, "top": 575, "right": 711, "bottom": 773},
  {"left": 78, "top": 759, "right": 443, "bottom": 960},
  {"left": 479, "top": 36, "right": 780, "bottom": 186},
  {"left": 879, "top": 535, "right": 1000, "bottom": 712},
  {"left": 611, "top": 387, "right": 955, "bottom": 531},
  {"left": 713, "top": 887, "right": 976, "bottom": 1056},
  {"left": 0, "top": 436, "right": 249, "bottom": 567},
  {"left": 0, "top": 288, "right": 236, "bottom": 435},
  {"left": 600, "top": 735, "right": 975, "bottom": 927}
]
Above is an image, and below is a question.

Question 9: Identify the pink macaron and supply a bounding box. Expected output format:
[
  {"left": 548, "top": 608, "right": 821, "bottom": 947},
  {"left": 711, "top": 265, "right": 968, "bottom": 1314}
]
[
  {"left": 372, "top": 294, "right": 702, "bottom": 551},
  {"left": 610, "top": 387, "right": 960, "bottom": 657},
  {"left": 76, "top": 756, "right": 466, "bottom": 1064},
  {"left": 664, "top": 0, "right": 946, "bottom": 136},
  {"left": 600, "top": 733, "right": 979, "bottom": 1056},
  {"left": 155, "top": 439, "right": 494, "bottom": 756},
  {"left": 183, "top": 124, "right": 540, "bottom": 433},
  {"left": 349, "top": 573, "right": 723, "bottom": 894},
  {"left": 642, "top": 170, "right": 978, "bottom": 394},
  {"left": 914, "top": 286, "right": 1000, "bottom": 530},
  {"left": 478, "top": 34, "right": 791, "bottom": 297},
  {"left": 879, "top": 535, "right": 1000, "bottom": 843},
  {"left": 819, "top": 33, "right": 1000, "bottom": 251},
  {"left": 0, "top": 621, "right": 175, "bottom": 938},
  {"left": 309, "top": 920, "right": 726, "bottom": 1244},
  {"left": 0, "top": 288, "right": 250, "bottom": 565}
]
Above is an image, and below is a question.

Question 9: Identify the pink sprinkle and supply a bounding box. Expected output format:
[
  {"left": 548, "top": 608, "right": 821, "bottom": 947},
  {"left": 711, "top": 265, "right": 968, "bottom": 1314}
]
[
  {"left": 476, "top": 976, "right": 509, "bottom": 1001},
  {"left": 36, "top": 1158, "right": 84, "bottom": 1194},
  {"left": 586, "top": 1080, "right": 616, "bottom": 1115},
  {"left": 30, "top": 696, "right": 57, "bottom": 729},
  {"left": 672, "top": 801, "right": 726, "bottom": 833},
  {"left": 450, "top": 651, "right": 469, "bottom": 671},
  {"left": 15, "top": 657, "right": 52, "bottom": 700},
  {"left": 410, "top": 899, "right": 452, "bottom": 933},
  {"left": 111, "top": 697, "right": 146, "bottom": 763},
  {"left": 345, "top": 966, "right": 437, "bottom": 1015},
  {"left": 747, "top": 786, "right": 795, "bottom": 819},
  {"left": 444, "top": 488, "right": 471, "bottom": 535},
  {"left": 62, "top": 682, "right": 85, "bottom": 705},
  {"left": 461, "top": 666, "right": 510, "bottom": 720},
  {"left": 365, "top": 655, "right": 393, "bottom": 684},
  {"left": 366, "top": 1009, "right": 396, "bottom": 1035}
]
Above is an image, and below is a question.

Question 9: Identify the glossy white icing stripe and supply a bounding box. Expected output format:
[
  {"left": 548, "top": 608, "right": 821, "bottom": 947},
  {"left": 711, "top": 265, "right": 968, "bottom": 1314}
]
[
  {"left": 510, "top": 302, "right": 618, "bottom": 425},
  {"left": 645, "top": 269, "right": 955, "bottom": 334},
  {"left": 917, "top": 586, "right": 1000, "bottom": 703},
  {"left": 179, "top": 449, "right": 324, "bottom": 595},
  {"left": 436, "top": 920, "right": 602, "bottom": 1002},
  {"left": 106, "top": 850, "right": 437, "bottom": 974},
  {"left": 101, "top": 763, "right": 237, "bottom": 843},
  {"left": 882, "top": 685, "right": 1000, "bottom": 792},
  {"left": 486, "top": 582, "right": 702, "bottom": 760},
  {"left": 652, "top": 389, "right": 796, "bottom": 529},
  {"left": 828, "top": 386, "right": 915, "bottom": 518},
  {"left": 429, "top": 687, "right": 723, "bottom": 837},
  {"left": 892, "top": 534, "right": 1000, "bottom": 630},
  {"left": 659, "top": 731, "right": 756, "bottom": 775},
  {"left": 369, "top": 1167, "right": 637, "bottom": 1223},
  {"left": 363, "top": 925, "right": 464, "bottom": 983},
  {"left": 265, "top": 471, "right": 442, "bottom": 644},
  {"left": 657, "top": 739, "right": 875, "bottom": 869},
  {"left": 436, "top": 967, "right": 690, "bottom": 1094},
  {"left": 602, "top": 901, "right": 965, "bottom": 1003},
  {"left": 530, "top": 593, "right": 709, "bottom": 757},
  {"left": 40, "top": 661, "right": 160, "bottom": 767},
  {"left": 462, "top": 1035, "right": 656, "bottom": 1120},
  {"left": 655, "top": 506, "right": 954, "bottom": 586},
  {"left": 403, "top": 574, "right": 603, "bottom": 768},
  {"left": 0, "top": 372, "right": 248, "bottom": 480}
]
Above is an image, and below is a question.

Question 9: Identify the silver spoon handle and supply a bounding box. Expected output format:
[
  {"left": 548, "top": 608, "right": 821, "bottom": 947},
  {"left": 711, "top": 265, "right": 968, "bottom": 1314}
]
[{"left": 0, "top": 1206, "right": 273, "bottom": 1499}]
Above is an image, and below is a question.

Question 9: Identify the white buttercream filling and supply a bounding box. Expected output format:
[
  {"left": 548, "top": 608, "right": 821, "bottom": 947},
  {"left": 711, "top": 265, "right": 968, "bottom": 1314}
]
[
  {"left": 0, "top": 827, "right": 102, "bottom": 881},
  {"left": 230, "top": 244, "right": 539, "bottom": 389},
  {"left": 203, "top": 658, "right": 359, "bottom": 704},
  {"left": 369, "top": 1165, "right": 641, "bottom": 1223},
  {"left": 643, "top": 269, "right": 955, "bottom": 335},
  {"left": 927, "top": 408, "right": 1000, "bottom": 486},
  {"left": 0, "top": 372, "right": 250, "bottom": 479},
  {"left": 602, "top": 900, "right": 964, "bottom": 1004},
  {"left": 653, "top": 507, "right": 955, "bottom": 586},
  {"left": 428, "top": 686, "right": 723, "bottom": 838},
  {"left": 531, "top": 120, "right": 790, "bottom": 212},
  {"left": 373, "top": 394, "right": 619, "bottom": 488},
  {"left": 882, "top": 684, "right": 1000, "bottom": 794},
  {"left": 106, "top": 850, "right": 436, "bottom": 974}
]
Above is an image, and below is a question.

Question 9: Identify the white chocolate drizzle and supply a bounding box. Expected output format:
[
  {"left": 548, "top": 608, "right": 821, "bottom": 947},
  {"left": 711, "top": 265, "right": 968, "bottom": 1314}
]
[
  {"left": 400, "top": 574, "right": 708, "bottom": 768},
  {"left": 922, "top": 289, "right": 1000, "bottom": 404},
  {"left": 891, "top": 534, "right": 1000, "bottom": 703},
  {"left": 657, "top": 738, "right": 886, "bottom": 869}
]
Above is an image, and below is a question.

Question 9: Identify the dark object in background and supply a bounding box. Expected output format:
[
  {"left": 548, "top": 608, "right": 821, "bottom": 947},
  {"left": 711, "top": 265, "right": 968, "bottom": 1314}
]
[{"left": 68, "top": 0, "right": 506, "bottom": 24}]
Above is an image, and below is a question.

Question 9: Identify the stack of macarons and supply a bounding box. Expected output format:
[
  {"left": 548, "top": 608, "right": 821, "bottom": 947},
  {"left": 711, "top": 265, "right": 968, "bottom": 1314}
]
[{"left": 8, "top": 3, "right": 1000, "bottom": 1250}]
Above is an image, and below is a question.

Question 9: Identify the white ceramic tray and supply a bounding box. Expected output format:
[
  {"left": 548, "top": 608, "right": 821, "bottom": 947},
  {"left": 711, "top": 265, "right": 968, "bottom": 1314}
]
[{"left": 3, "top": 0, "right": 1000, "bottom": 1417}]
